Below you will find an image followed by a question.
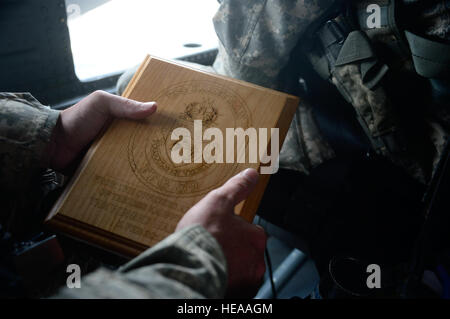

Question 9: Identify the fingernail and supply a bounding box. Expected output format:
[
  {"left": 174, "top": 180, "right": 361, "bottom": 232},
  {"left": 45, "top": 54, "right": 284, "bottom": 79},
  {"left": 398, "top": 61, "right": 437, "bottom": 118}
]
[
  {"left": 240, "top": 168, "right": 259, "bottom": 183},
  {"left": 142, "top": 102, "right": 157, "bottom": 111}
]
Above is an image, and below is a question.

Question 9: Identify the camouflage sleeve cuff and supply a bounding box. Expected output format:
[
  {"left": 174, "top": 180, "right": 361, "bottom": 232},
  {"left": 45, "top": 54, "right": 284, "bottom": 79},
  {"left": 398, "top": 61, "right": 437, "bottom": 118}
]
[
  {"left": 0, "top": 93, "right": 60, "bottom": 191},
  {"left": 53, "top": 225, "right": 228, "bottom": 299}
]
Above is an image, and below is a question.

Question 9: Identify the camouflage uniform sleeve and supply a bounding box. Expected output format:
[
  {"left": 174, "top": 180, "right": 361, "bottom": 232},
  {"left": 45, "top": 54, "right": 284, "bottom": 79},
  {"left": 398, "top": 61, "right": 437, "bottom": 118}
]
[
  {"left": 212, "top": 0, "right": 336, "bottom": 89},
  {"left": 53, "top": 225, "right": 227, "bottom": 299},
  {"left": 0, "top": 93, "right": 60, "bottom": 192},
  {"left": 403, "top": 0, "right": 450, "bottom": 42},
  {"left": 212, "top": 0, "right": 337, "bottom": 174}
]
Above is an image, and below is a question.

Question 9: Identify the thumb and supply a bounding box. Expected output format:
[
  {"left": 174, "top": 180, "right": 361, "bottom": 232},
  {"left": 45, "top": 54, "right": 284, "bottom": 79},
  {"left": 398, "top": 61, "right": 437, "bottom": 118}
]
[
  {"left": 93, "top": 91, "right": 157, "bottom": 120},
  {"left": 213, "top": 168, "right": 259, "bottom": 210}
]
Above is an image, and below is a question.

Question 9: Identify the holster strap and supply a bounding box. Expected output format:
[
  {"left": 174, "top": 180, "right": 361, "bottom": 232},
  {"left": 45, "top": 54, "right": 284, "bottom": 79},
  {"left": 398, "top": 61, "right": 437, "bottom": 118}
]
[{"left": 405, "top": 30, "right": 450, "bottom": 79}]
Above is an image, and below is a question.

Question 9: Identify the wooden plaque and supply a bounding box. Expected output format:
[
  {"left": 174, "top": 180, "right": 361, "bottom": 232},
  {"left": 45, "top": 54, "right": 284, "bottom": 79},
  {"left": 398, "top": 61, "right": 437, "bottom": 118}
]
[{"left": 46, "top": 56, "right": 298, "bottom": 257}]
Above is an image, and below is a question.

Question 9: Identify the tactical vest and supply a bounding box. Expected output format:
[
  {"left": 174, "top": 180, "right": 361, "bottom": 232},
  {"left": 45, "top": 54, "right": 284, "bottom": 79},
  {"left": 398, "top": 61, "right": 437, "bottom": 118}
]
[{"left": 304, "top": 0, "right": 450, "bottom": 183}]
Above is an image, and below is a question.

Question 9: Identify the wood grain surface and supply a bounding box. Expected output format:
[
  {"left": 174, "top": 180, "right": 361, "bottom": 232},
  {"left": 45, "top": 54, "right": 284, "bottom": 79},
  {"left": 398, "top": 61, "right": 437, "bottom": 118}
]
[{"left": 46, "top": 56, "right": 299, "bottom": 257}]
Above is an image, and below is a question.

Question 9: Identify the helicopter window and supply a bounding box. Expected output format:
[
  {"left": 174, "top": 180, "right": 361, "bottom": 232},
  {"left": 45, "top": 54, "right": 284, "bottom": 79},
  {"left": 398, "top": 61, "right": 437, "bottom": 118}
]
[{"left": 65, "top": 0, "right": 219, "bottom": 82}]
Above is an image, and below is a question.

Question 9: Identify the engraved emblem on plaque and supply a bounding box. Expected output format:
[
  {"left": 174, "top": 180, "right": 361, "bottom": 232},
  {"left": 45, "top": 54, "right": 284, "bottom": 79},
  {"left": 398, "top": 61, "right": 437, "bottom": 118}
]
[{"left": 128, "top": 80, "right": 252, "bottom": 197}]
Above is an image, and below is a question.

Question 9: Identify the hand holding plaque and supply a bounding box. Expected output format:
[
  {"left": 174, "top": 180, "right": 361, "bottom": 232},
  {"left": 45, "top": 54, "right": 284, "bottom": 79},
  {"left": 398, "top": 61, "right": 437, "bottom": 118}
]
[
  {"left": 177, "top": 168, "right": 267, "bottom": 297},
  {"left": 45, "top": 90, "right": 267, "bottom": 295},
  {"left": 46, "top": 91, "right": 157, "bottom": 172},
  {"left": 46, "top": 56, "right": 298, "bottom": 257}
]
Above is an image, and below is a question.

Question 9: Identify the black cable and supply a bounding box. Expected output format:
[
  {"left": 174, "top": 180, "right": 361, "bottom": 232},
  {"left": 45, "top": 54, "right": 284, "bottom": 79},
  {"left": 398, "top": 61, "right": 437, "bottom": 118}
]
[{"left": 265, "top": 245, "right": 277, "bottom": 299}]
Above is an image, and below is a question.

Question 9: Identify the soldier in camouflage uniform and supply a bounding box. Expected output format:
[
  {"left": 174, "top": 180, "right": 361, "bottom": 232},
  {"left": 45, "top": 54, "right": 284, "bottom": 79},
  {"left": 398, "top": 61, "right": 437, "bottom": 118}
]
[
  {"left": 2, "top": 0, "right": 449, "bottom": 298},
  {"left": 118, "top": 0, "right": 449, "bottom": 183},
  {"left": 212, "top": 0, "right": 449, "bottom": 280},
  {"left": 0, "top": 91, "right": 266, "bottom": 298},
  {"left": 117, "top": 0, "right": 449, "bottom": 296}
]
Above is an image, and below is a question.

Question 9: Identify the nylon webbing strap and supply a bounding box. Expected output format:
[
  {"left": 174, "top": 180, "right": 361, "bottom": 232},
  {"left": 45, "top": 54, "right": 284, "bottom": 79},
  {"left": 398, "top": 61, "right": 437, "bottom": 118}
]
[
  {"left": 405, "top": 30, "right": 450, "bottom": 79},
  {"left": 317, "top": 18, "right": 353, "bottom": 67},
  {"left": 334, "top": 30, "right": 375, "bottom": 66},
  {"left": 334, "top": 30, "right": 390, "bottom": 90},
  {"left": 310, "top": 2, "right": 406, "bottom": 158}
]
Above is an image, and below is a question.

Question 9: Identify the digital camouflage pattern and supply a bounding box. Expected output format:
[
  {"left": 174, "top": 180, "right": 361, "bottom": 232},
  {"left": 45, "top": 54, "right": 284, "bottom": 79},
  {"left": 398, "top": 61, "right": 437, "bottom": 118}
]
[
  {"left": 116, "top": 0, "right": 450, "bottom": 179},
  {"left": 212, "top": 0, "right": 338, "bottom": 174},
  {"left": 280, "top": 101, "right": 336, "bottom": 173},
  {"left": 54, "top": 225, "right": 227, "bottom": 299},
  {"left": 0, "top": 93, "right": 61, "bottom": 237},
  {"left": 0, "top": 93, "right": 59, "bottom": 192},
  {"left": 328, "top": 1, "right": 450, "bottom": 182},
  {"left": 211, "top": 0, "right": 450, "bottom": 86},
  {"left": 3, "top": 0, "right": 448, "bottom": 299},
  {"left": 330, "top": 63, "right": 432, "bottom": 182},
  {"left": 212, "top": 0, "right": 336, "bottom": 89},
  {"left": 117, "top": 0, "right": 338, "bottom": 174},
  {"left": 404, "top": 0, "right": 450, "bottom": 42},
  {"left": 0, "top": 93, "right": 227, "bottom": 298},
  {"left": 212, "top": 0, "right": 450, "bottom": 180}
]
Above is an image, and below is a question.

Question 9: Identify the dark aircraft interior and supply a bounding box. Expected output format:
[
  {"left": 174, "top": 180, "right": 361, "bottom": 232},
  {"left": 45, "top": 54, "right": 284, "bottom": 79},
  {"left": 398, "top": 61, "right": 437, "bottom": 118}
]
[{"left": 1, "top": 0, "right": 449, "bottom": 300}]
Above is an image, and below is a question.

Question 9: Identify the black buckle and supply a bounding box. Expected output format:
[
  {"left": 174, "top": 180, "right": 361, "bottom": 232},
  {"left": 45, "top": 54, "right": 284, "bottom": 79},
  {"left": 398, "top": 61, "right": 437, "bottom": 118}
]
[{"left": 318, "top": 19, "right": 349, "bottom": 50}]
